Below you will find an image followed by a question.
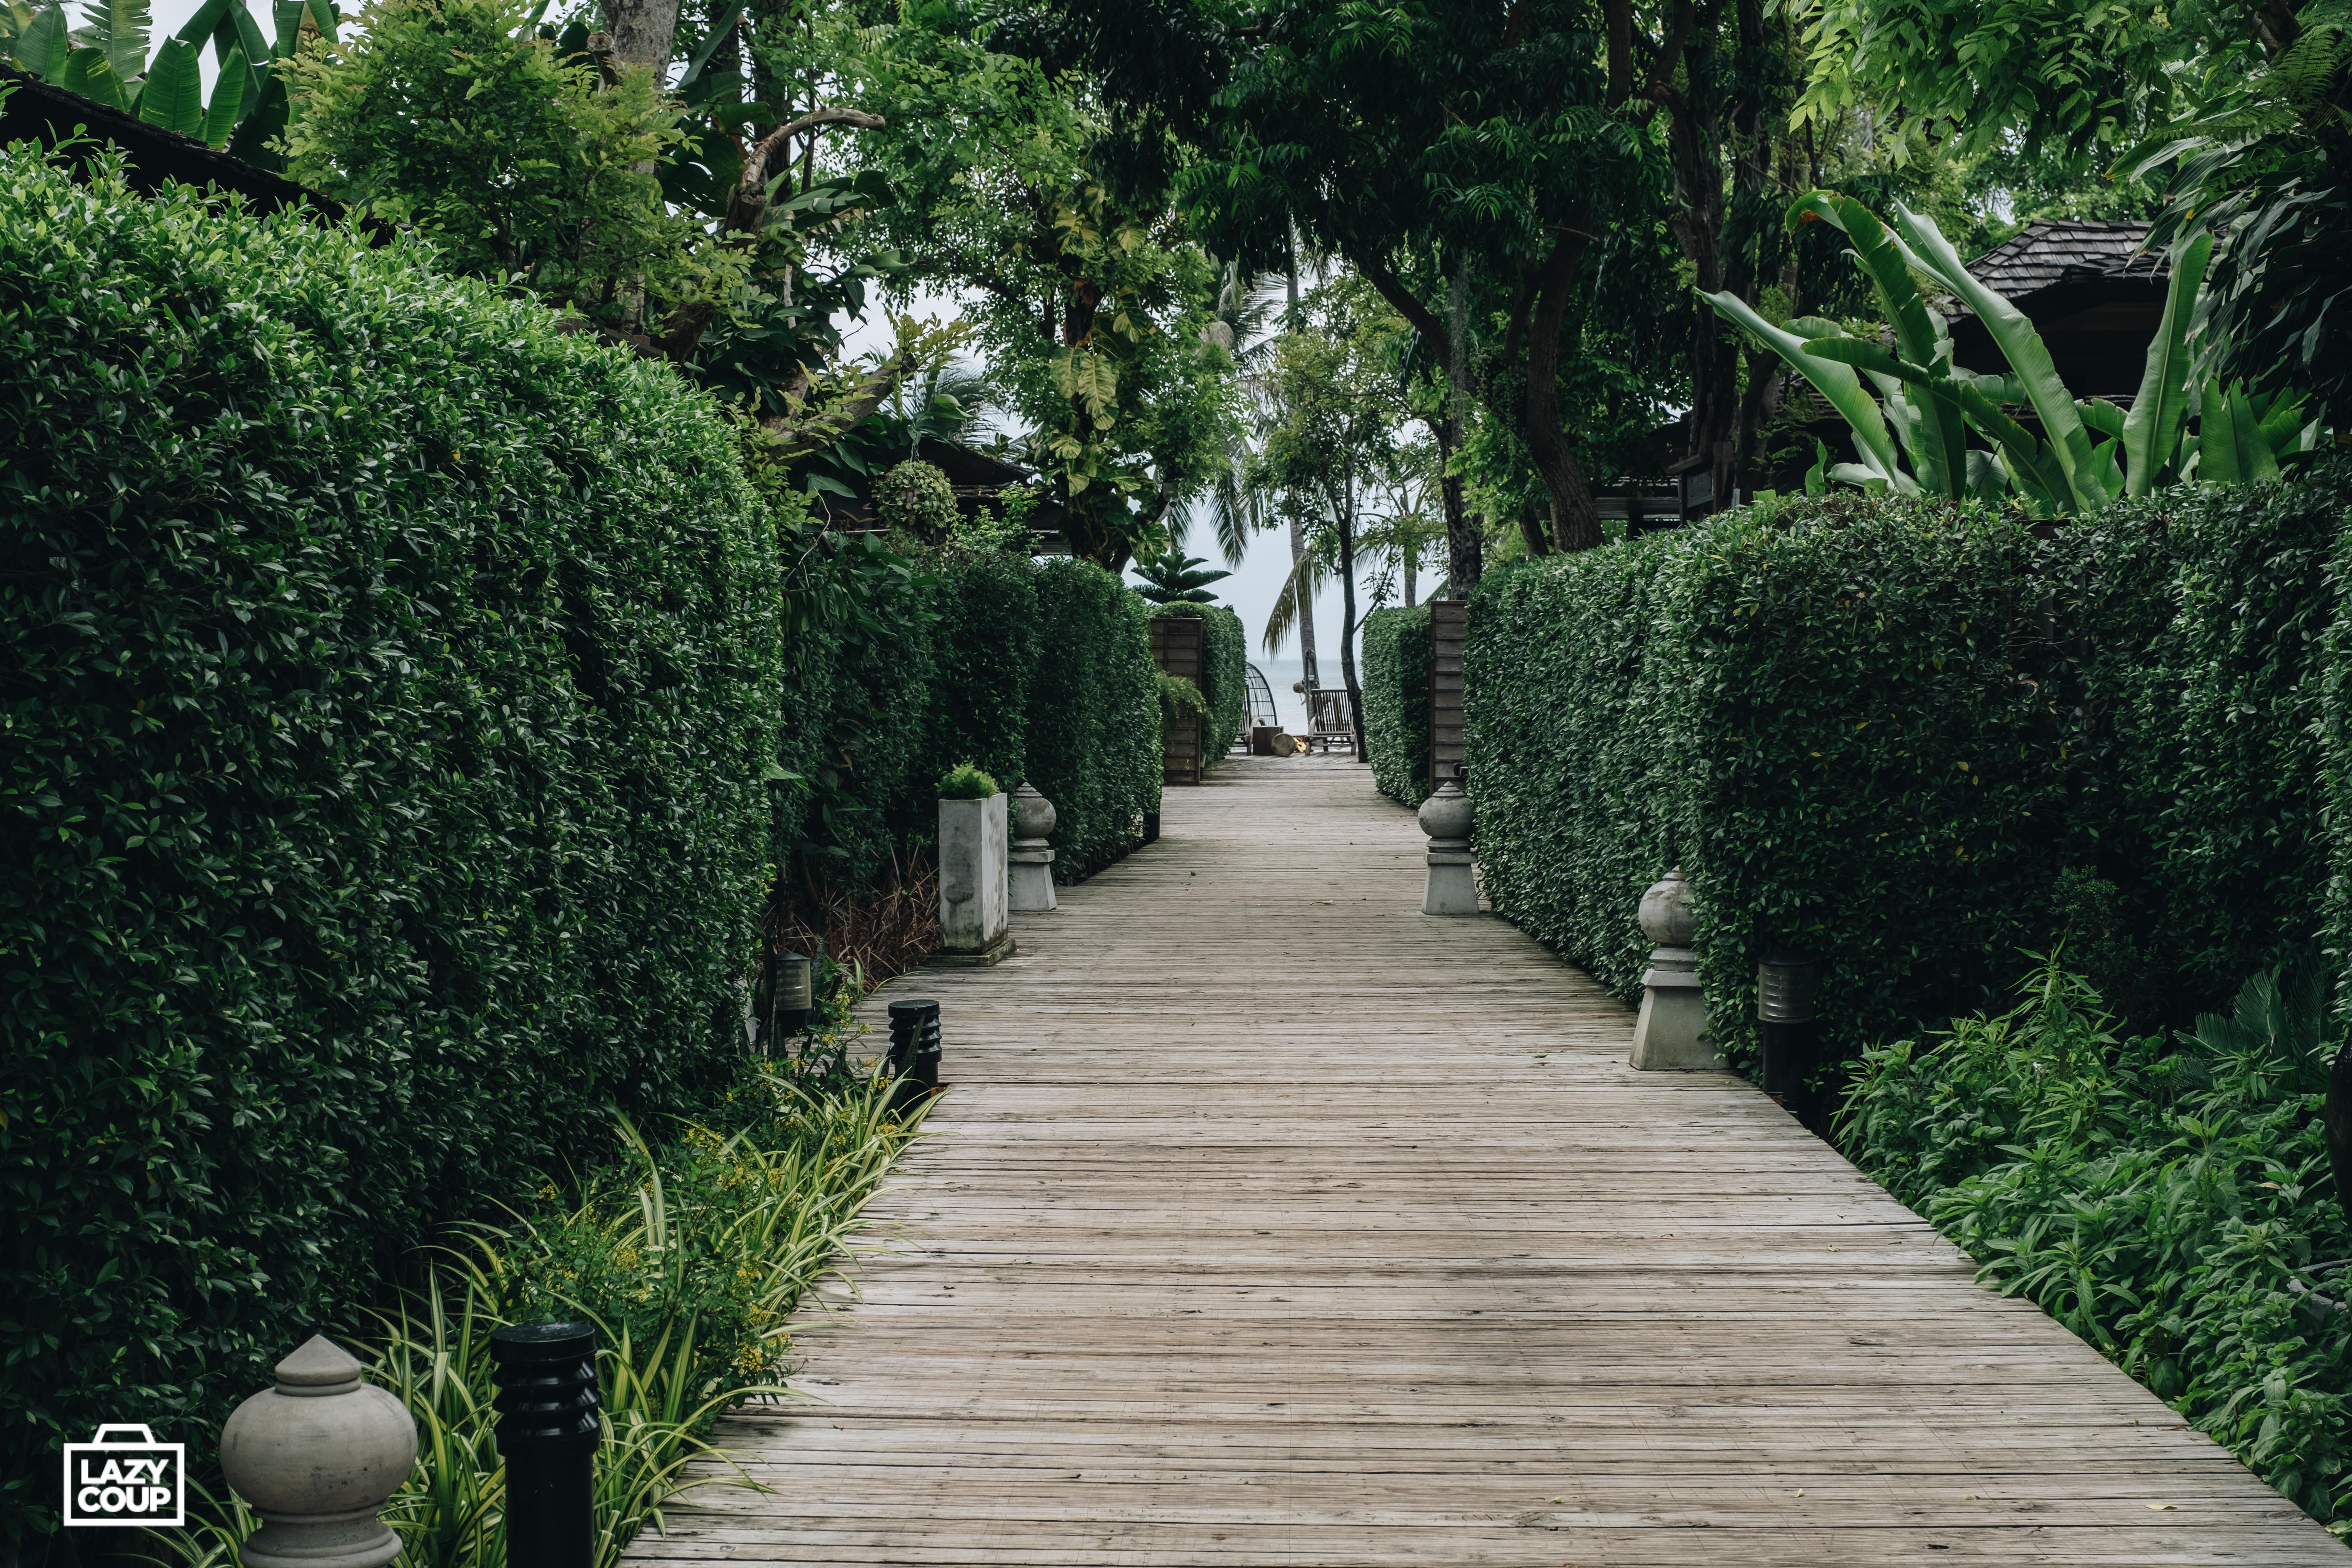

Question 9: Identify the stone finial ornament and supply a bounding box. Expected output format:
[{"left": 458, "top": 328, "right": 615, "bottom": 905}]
[
  {"left": 219, "top": 1336, "right": 416, "bottom": 1568},
  {"left": 1417, "top": 770, "right": 1480, "bottom": 916},
  {"left": 1628, "top": 867, "right": 1719, "bottom": 1071},
  {"left": 1009, "top": 781, "right": 1058, "bottom": 913}
]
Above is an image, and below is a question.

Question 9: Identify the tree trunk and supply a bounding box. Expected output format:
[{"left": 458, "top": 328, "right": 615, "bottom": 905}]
[
  {"left": 1337, "top": 447, "right": 1367, "bottom": 763},
  {"left": 1441, "top": 263, "right": 1483, "bottom": 594},
  {"left": 1522, "top": 232, "right": 1603, "bottom": 551},
  {"left": 1404, "top": 543, "right": 1416, "bottom": 608},
  {"left": 1289, "top": 513, "right": 1321, "bottom": 688},
  {"left": 605, "top": 0, "right": 680, "bottom": 73}
]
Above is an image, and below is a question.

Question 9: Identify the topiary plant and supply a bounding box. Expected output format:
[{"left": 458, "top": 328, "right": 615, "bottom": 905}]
[
  {"left": 938, "top": 761, "right": 1001, "bottom": 798},
  {"left": 876, "top": 458, "right": 959, "bottom": 543}
]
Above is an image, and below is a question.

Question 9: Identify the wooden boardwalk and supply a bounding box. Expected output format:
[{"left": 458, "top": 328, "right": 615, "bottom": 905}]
[{"left": 633, "top": 756, "right": 2345, "bottom": 1566}]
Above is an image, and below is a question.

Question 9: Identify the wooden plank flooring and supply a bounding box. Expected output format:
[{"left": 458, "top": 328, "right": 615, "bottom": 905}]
[{"left": 631, "top": 756, "right": 2346, "bottom": 1566}]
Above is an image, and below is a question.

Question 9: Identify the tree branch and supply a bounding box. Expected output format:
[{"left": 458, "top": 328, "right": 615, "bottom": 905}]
[
  {"left": 1355, "top": 254, "right": 1451, "bottom": 368},
  {"left": 1604, "top": 0, "right": 1634, "bottom": 108},
  {"left": 756, "top": 344, "right": 920, "bottom": 467}
]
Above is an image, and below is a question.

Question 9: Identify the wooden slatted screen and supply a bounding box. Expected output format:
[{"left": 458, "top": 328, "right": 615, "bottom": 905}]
[
  {"left": 1428, "top": 598, "right": 1466, "bottom": 790},
  {"left": 1149, "top": 616, "right": 1205, "bottom": 786}
]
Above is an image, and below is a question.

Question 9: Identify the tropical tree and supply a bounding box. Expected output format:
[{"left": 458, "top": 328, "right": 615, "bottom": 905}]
[
  {"left": 1252, "top": 280, "right": 1415, "bottom": 760},
  {"left": 1131, "top": 551, "right": 1232, "bottom": 604},
  {"left": 1706, "top": 191, "right": 2318, "bottom": 513},
  {"left": 839, "top": 13, "right": 1244, "bottom": 571},
  {"left": 1787, "top": 0, "right": 2352, "bottom": 420}
]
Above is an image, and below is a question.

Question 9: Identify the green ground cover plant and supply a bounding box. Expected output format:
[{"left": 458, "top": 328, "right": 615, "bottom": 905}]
[
  {"left": 1841, "top": 958, "right": 2352, "bottom": 1524},
  {"left": 0, "top": 147, "right": 784, "bottom": 1538},
  {"left": 1465, "top": 462, "right": 2352, "bottom": 1073},
  {"left": 149, "top": 1033, "right": 928, "bottom": 1567},
  {"left": 1360, "top": 605, "right": 1432, "bottom": 805}
]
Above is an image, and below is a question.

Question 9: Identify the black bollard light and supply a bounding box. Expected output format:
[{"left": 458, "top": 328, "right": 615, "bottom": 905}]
[
  {"left": 1757, "top": 951, "right": 1822, "bottom": 1110},
  {"left": 771, "top": 950, "right": 814, "bottom": 1045},
  {"left": 490, "top": 1321, "right": 599, "bottom": 1568},
  {"left": 886, "top": 998, "right": 943, "bottom": 1115}
]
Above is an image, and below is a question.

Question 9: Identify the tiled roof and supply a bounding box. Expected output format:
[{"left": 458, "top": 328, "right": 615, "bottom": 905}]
[{"left": 1965, "top": 219, "right": 2159, "bottom": 299}]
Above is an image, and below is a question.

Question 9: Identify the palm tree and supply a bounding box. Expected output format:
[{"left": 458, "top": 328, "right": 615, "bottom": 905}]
[{"left": 1132, "top": 551, "right": 1234, "bottom": 605}]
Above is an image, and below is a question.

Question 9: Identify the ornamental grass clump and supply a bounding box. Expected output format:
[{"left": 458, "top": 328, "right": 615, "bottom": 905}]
[
  {"left": 1841, "top": 957, "right": 2352, "bottom": 1523},
  {"left": 151, "top": 1055, "right": 929, "bottom": 1567}
]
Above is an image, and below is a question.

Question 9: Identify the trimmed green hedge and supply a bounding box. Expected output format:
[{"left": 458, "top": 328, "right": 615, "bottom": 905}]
[
  {"left": 0, "top": 149, "right": 783, "bottom": 1536},
  {"left": 1027, "top": 561, "right": 1160, "bottom": 879},
  {"left": 1466, "top": 467, "right": 2352, "bottom": 1074},
  {"left": 1200, "top": 604, "right": 1247, "bottom": 762},
  {"left": 1361, "top": 605, "right": 1432, "bottom": 806}
]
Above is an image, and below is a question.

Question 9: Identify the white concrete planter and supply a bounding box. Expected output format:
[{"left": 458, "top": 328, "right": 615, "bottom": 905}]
[{"left": 938, "top": 793, "right": 1013, "bottom": 965}]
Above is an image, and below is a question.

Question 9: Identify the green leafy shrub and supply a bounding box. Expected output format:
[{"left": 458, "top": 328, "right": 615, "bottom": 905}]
[
  {"left": 1199, "top": 603, "right": 1248, "bottom": 762},
  {"left": 925, "top": 547, "right": 1039, "bottom": 796},
  {"left": 937, "top": 762, "right": 1000, "bottom": 798},
  {"left": 1465, "top": 465, "right": 2352, "bottom": 1074},
  {"left": 874, "top": 458, "right": 959, "bottom": 544},
  {"left": 1361, "top": 605, "right": 1432, "bottom": 805},
  {"left": 1027, "top": 561, "right": 1159, "bottom": 880},
  {"left": 0, "top": 148, "right": 783, "bottom": 1538},
  {"left": 1156, "top": 670, "right": 1210, "bottom": 724},
  {"left": 1840, "top": 959, "right": 2352, "bottom": 1522}
]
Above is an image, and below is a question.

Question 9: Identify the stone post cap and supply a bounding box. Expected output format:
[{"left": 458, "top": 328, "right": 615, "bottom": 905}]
[
  {"left": 1417, "top": 777, "right": 1473, "bottom": 844},
  {"left": 1011, "top": 780, "right": 1057, "bottom": 841},
  {"left": 273, "top": 1335, "right": 364, "bottom": 1397},
  {"left": 1638, "top": 866, "right": 1694, "bottom": 948}
]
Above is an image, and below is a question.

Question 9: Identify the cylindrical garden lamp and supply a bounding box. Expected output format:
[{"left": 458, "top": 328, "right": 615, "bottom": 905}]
[
  {"left": 770, "top": 951, "right": 813, "bottom": 1046},
  {"left": 1757, "top": 951, "right": 1822, "bottom": 1109},
  {"left": 489, "top": 1321, "right": 600, "bottom": 1568}
]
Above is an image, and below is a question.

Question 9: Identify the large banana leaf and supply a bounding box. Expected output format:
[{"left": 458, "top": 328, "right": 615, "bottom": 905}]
[
  {"left": 9, "top": 1, "right": 66, "bottom": 77},
  {"left": 2122, "top": 231, "right": 2212, "bottom": 497},
  {"left": 177, "top": 0, "right": 269, "bottom": 110},
  {"left": 1787, "top": 191, "right": 1970, "bottom": 497},
  {"left": 84, "top": 0, "right": 150, "bottom": 82},
  {"left": 1803, "top": 336, "right": 2071, "bottom": 513},
  {"left": 136, "top": 34, "right": 203, "bottom": 135},
  {"left": 1887, "top": 202, "right": 2107, "bottom": 515},
  {"left": 2199, "top": 382, "right": 2284, "bottom": 484},
  {"left": 1701, "top": 291, "right": 1914, "bottom": 492},
  {"left": 60, "top": 44, "right": 129, "bottom": 107},
  {"left": 201, "top": 43, "right": 247, "bottom": 145}
]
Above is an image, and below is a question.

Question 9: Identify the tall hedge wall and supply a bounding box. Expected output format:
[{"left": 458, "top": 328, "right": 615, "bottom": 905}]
[
  {"left": 0, "top": 149, "right": 785, "bottom": 1533},
  {"left": 1200, "top": 603, "right": 1248, "bottom": 761},
  {"left": 1361, "top": 605, "right": 1433, "bottom": 806},
  {"left": 1466, "top": 467, "right": 2352, "bottom": 1073},
  {"left": 1027, "top": 561, "right": 1161, "bottom": 879}
]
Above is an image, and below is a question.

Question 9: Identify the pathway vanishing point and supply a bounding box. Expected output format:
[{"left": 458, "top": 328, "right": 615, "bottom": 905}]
[{"left": 631, "top": 755, "right": 2346, "bottom": 1566}]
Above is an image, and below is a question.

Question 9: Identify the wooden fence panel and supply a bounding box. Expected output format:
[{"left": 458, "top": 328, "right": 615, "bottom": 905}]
[
  {"left": 1429, "top": 599, "right": 1466, "bottom": 789},
  {"left": 1150, "top": 617, "right": 1205, "bottom": 786}
]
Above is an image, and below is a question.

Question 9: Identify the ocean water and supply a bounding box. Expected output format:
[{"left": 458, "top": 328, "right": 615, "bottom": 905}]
[{"left": 1248, "top": 657, "right": 1318, "bottom": 737}]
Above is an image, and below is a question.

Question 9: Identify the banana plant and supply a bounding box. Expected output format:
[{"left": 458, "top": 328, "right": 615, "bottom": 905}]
[
  {"left": 4, "top": 0, "right": 326, "bottom": 157},
  {"left": 1703, "top": 191, "right": 2319, "bottom": 515}
]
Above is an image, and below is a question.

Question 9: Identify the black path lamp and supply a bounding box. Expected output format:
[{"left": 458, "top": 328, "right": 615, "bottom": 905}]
[
  {"left": 770, "top": 950, "right": 813, "bottom": 1049},
  {"left": 887, "top": 998, "right": 943, "bottom": 1116},
  {"left": 490, "top": 1321, "right": 600, "bottom": 1568},
  {"left": 1757, "top": 951, "right": 1822, "bottom": 1110}
]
